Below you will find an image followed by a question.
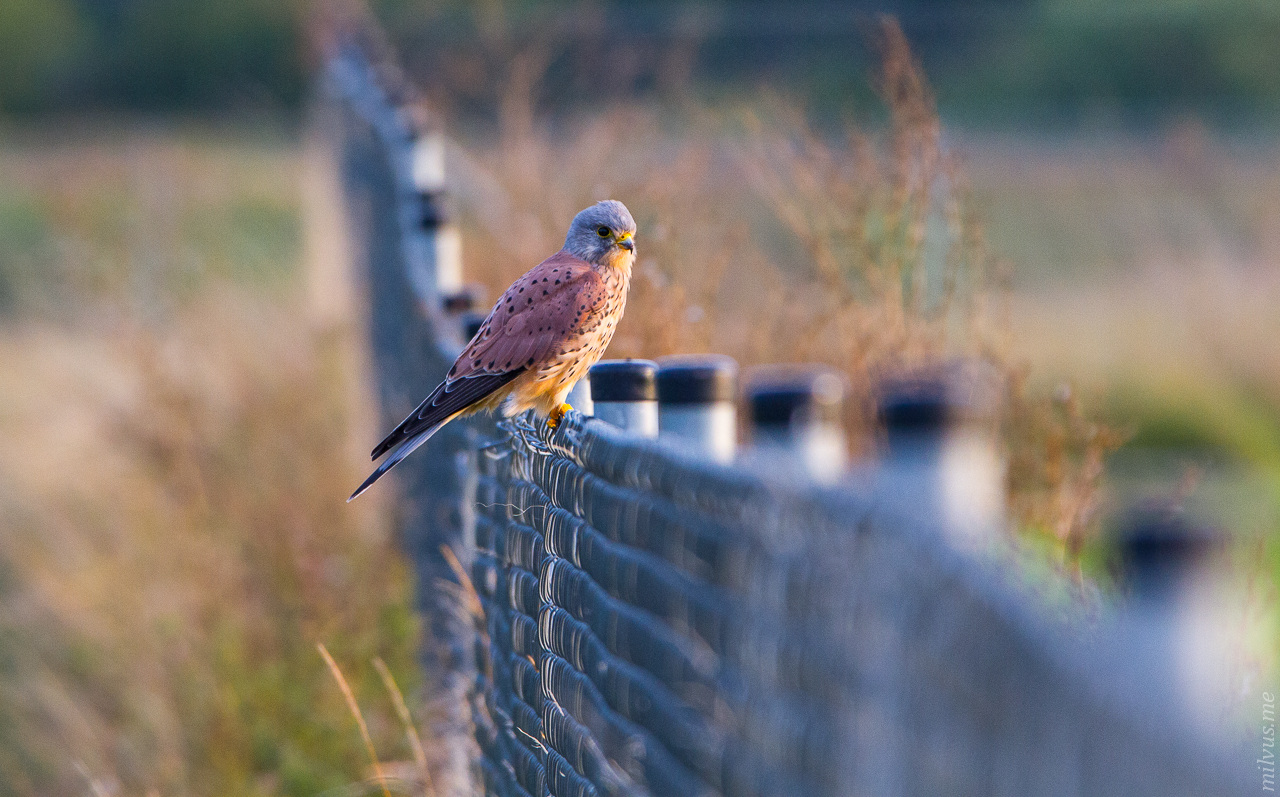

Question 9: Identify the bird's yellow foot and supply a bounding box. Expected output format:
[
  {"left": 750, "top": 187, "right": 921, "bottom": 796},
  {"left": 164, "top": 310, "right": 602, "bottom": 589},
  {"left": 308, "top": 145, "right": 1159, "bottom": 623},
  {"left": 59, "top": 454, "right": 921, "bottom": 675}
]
[{"left": 547, "top": 403, "right": 573, "bottom": 430}]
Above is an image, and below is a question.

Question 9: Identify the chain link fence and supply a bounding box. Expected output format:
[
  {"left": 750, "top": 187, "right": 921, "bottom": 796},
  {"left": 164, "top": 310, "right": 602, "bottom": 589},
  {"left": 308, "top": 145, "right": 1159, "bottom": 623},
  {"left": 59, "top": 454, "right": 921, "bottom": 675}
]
[{"left": 324, "top": 35, "right": 1250, "bottom": 797}]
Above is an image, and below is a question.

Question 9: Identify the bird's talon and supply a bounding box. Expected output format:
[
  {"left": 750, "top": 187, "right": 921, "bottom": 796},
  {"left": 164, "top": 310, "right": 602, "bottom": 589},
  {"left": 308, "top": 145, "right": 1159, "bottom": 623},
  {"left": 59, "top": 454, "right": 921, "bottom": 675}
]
[{"left": 547, "top": 403, "right": 573, "bottom": 430}]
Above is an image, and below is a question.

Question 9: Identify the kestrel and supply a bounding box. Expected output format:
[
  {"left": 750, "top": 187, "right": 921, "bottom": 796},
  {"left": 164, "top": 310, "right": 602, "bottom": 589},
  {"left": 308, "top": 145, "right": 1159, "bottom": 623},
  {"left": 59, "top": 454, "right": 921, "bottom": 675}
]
[{"left": 349, "top": 200, "right": 636, "bottom": 501}]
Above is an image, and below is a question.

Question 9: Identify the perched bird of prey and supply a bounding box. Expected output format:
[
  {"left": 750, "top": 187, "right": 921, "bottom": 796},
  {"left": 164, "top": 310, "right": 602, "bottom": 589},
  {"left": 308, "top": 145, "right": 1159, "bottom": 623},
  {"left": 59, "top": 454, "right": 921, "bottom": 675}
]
[{"left": 349, "top": 200, "right": 636, "bottom": 501}]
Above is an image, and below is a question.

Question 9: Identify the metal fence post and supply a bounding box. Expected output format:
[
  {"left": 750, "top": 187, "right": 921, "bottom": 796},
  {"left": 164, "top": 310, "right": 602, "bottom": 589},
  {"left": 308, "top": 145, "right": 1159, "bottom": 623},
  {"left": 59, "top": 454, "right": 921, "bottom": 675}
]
[
  {"left": 878, "top": 365, "right": 1005, "bottom": 547},
  {"left": 566, "top": 377, "right": 594, "bottom": 417},
  {"left": 656, "top": 355, "right": 738, "bottom": 463},
  {"left": 409, "top": 130, "right": 465, "bottom": 315},
  {"left": 746, "top": 367, "right": 848, "bottom": 483},
  {"left": 588, "top": 359, "right": 659, "bottom": 437},
  {"left": 327, "top": 43, "right": 476, "bottom": 796},
  {"left": 1116, "top": 505, "right": 1236, "bottom": 729}
]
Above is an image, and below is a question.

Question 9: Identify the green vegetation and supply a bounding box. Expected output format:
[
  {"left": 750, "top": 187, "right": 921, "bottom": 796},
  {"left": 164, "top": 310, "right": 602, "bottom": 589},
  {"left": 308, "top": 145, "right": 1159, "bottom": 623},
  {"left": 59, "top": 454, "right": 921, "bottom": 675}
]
[
  {"left": 950, "top": 0, "right": 1280, "bottom": 124},
  {"left": 375, "top": 0, "right": 1280, "bottom": 128},
  {"left": 3, "top": 1, "right": 1279, "bottom": 127},
  {"left": 0, "top": 0, "right": 305, "bottom": 113}
]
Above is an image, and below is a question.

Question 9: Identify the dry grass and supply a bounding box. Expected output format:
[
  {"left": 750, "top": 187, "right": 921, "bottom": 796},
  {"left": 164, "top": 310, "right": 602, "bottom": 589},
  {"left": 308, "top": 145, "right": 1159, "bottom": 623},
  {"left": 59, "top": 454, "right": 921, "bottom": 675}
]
[
  {"left": 0, "top": 130, "right": 425, "bottom": 795},
  {"left": 975, "top": 131, "right": 1280, "bottom": 670},
  {"left": 439, "top": 18, "right": 1117, "bottom": 556},
  {"left": 317, "top": 642, "right": 391, "bottom": 797},
  {"left": 429, "top": 3, "right": 1279, "bottom": 696}
]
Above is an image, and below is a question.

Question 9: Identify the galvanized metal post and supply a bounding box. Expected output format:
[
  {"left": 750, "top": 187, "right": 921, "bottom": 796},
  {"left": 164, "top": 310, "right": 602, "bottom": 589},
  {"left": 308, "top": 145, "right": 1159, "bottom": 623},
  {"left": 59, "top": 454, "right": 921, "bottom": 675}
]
[
  {"left": 588, "top": 359, "right": 659, "bottom": 437},
  {"left": 566, "top": 378, "right": 594, "bottom": 418},
  {"left": 460, "top": 310, "right": 485, "bottom": 343},
  {"left": 747, "top": 368, "right": 848, "bottom": 483},
  {"left": 878, "top": 366, "right": 1005, "bottom": 547},
  {"left": 657, "top": 355, "right": 738, "bottom": 463},
  {"left": 330, "top": 43, "right": 479, "bottom": 794},
  {"left": 410, "top": 131, "right": 463, "bottom": 302},
  {"left": 1116, "top": 506, "right": 1234, "bottom": 729}
]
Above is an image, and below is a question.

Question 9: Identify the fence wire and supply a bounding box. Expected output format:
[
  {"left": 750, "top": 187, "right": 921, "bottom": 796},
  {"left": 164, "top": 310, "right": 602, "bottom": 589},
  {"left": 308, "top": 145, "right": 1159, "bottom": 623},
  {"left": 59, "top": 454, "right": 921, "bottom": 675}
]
[
  {"left": 466, "top": 415, "right": 1246, "bottom": 797},
  {"left": 326, "top": 34, "right": 1250, "bottom": 797}
]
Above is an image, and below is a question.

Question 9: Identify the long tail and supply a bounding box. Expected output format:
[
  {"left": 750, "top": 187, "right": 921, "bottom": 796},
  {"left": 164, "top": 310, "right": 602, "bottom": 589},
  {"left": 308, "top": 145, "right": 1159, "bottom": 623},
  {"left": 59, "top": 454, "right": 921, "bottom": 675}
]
[
  {"left": 352, "top": 370, "right": 523, "bottom": 502},
  {"left": 347, "top": 419, "right": 447, "bottom": 502}
]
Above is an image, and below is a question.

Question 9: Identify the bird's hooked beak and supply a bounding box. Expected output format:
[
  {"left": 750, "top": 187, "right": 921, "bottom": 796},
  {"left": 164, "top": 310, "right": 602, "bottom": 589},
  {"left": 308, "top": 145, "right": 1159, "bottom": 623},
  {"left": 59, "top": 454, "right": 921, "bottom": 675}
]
[{"left": 617, "top": 232, "right": 634, "bottom": 251}]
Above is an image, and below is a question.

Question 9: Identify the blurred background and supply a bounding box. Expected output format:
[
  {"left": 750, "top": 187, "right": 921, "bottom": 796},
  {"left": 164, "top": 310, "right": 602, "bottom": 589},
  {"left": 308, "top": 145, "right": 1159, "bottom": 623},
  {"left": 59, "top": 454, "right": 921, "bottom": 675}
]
[{"left": 0, "top": 0, "right": 1277, "bottom": 794}]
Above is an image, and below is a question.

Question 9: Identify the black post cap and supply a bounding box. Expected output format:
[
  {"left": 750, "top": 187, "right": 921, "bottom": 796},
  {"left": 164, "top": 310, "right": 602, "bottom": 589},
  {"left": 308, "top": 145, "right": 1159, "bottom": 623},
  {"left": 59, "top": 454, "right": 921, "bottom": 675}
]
[
  {"left": 1116, "top": 503, "right": 1222, "bottom": 602},
  {"left": 878, "top": 377, "right": 951, "bottom": 435},
  {"left": 461, "top": 311, "right": 486, "bottom": 342},
  {"left": 657, "top": 356, "right": 738, "bottom": 404},
  {"left": 747, "top": 368, "right": 844, "bottom": 428},
  {"left": 877, "top": 362, "right": 1000, "bottom": 435},
  {"left": 418, "top": 190, "right": 448, "bottom": 229},
  {"left": 444, "top": 284, "right": 484, "bottom": 314},
  {"left": 589, "top": 360, "right": 658, "bottom": 402}
]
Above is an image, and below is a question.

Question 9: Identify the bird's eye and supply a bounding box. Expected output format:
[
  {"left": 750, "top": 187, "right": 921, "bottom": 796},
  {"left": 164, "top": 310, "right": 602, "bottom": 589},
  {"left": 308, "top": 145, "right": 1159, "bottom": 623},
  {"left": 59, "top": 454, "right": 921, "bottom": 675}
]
[{"left": 596, "top": 226, "right": 610, "bottom": 238}]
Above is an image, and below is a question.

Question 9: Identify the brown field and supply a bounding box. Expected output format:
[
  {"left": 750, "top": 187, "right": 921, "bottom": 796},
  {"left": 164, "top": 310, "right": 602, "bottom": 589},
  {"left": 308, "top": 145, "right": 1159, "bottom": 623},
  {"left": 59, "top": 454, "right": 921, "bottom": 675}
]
[{"left": 0, "top": 129, "right": 424, "bottom": 795}]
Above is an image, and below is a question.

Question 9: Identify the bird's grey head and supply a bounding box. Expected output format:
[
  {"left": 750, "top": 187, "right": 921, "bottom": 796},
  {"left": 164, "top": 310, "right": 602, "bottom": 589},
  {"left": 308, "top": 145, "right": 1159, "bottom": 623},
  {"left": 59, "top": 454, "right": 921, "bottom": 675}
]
[{"left": 563, "top": 200, "right": 636, "bottom": 265}]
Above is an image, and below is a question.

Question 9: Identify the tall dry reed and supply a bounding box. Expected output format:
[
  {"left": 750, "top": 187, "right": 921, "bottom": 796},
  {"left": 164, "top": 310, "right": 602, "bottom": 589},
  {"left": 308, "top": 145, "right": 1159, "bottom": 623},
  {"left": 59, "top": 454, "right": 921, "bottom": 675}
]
[
  {"left": 436, "top": 15, "right": 1118, "bottom": 558},
  {"left": 0, "top": 133, "right": 426, "bottom": 795}
]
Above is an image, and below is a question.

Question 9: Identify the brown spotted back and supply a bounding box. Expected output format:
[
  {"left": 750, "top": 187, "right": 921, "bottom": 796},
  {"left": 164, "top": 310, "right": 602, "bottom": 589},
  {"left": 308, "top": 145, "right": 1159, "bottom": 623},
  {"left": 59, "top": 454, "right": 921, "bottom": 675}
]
[{"left": 450, "top": 250, "right": 628, "bottom": 384}]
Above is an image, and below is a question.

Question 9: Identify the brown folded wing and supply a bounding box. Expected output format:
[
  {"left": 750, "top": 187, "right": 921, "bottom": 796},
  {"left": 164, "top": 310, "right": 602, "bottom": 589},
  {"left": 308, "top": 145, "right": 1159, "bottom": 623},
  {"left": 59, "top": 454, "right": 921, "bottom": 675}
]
[{"left": 371, "top": 250, "right": 604, "bottom": 460}]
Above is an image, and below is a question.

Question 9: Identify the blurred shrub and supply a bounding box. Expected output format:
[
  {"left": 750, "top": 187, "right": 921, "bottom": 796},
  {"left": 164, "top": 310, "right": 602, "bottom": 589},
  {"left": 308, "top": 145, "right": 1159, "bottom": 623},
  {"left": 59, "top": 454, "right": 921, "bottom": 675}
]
[
  {"left": 99, "top": 0, "right": 306, "bottom": 111},
  {"left": 0, "top": 0, "right": 89, "bottom": 113},
  {"left": 436, "top": 13, "right": 1119, "bottom": 560},
  {"left": 0, "top": 193, "right": 59, "bottom": 315},
  {"left": 956, "top": 0, "right": 1280, "bottom": 124},
  {"left": 0, "top": 0, "right": 307, "bottom": 113},
  {"left": 4, "top": 0, "right": 1278, "bottom": 122},
  {"left": 381, "top": 0, "right": 1280, "bottom": 128}
]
